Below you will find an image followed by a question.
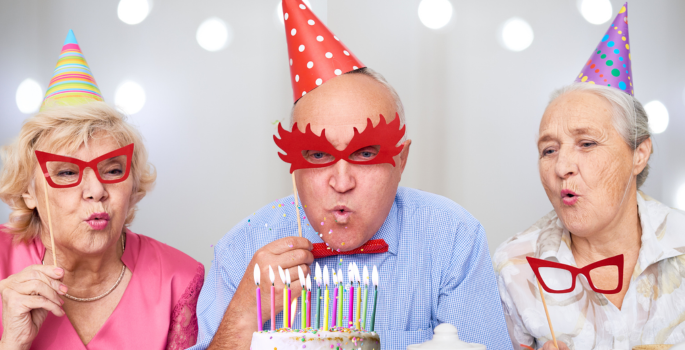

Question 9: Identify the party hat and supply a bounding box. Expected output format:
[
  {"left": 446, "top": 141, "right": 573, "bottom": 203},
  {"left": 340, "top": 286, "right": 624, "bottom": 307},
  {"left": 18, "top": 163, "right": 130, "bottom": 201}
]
[
  {"left": 576, "top": 3, "right": 633, "bottom": 95},
  {"left": 41, "top": 30, "right": 104, "bottom": 111},
  {"left": 282, "top": 0, "right": 365, "bottom": 102}
]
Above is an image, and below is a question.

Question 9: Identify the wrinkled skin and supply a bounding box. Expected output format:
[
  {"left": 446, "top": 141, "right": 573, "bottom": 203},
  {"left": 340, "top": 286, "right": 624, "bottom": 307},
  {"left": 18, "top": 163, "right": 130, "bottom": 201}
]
[{"left": 537, "top": 90, "right": 651, "bottom": 308}]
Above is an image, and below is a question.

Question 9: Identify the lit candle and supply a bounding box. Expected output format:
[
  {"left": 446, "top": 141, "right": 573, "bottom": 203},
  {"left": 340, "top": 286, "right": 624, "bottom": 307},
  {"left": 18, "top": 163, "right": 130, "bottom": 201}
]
[
  {"left": 306, "top": 274, "right": 312, "bottom": 328},
  {"left": 354, "top": 263, "right": 361, "bottom": 330},
  {"left": 371, "top": 265, "right": 379, "bottom": 332},
  {"left": 348, "top": 263, "right": 354, "bottom": 328},
  {"left": 314, "top": 262, "right": 322, "bottom": 329},
  {"left": 286, "top": 269, "right": 292, "bottom": 329},
  {"left": 254, "top": 264, "right": 263, "bottom": 331},
  {"left": 323, "top": 265, "right": 330, "bottom": 331},
  {"left": 362, "top": 265, "right": 369, "bottom": 330},
  {"left": 337, "top": 268, "right": 343, "bottom": 327},
  {"left": 278, "top": 266, "right": 288, "bottom": 328},
  {"left": 331, "top": 270, "right": 338, "bottom": 328},
  {"left": 298, "top": 266, "right": 306, "bottom": 330},
  {"left": 269, "top": 265, "right": 276, "bottom": 331}
]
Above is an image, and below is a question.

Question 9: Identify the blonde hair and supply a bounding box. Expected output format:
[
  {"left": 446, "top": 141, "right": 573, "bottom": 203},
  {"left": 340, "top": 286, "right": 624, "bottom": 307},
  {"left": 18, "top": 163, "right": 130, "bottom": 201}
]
[{"left": 0, "top": 102, "right": 156, "bottom": 242}]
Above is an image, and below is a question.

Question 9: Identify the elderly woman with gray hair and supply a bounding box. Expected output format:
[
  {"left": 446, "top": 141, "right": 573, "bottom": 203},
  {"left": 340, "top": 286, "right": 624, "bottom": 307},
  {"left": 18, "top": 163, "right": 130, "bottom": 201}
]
[{"left": 494, "top": 80, "right": 685, "bottom": 349}]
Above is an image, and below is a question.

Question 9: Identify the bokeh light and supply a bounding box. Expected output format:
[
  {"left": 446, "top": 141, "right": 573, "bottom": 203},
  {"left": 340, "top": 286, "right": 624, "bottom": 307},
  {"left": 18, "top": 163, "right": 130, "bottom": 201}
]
[
  {"left": 117, "top": 0, "right": 152, "bottom": 25},
  {"left": 500, "top": 17, "right": 534, "bottom": 52},
  {"left": 196, "top": 17, "right": 232, "bottom": 52},
  {"left": 114, "top": 81, "right": 146, "bottom": 115},
  {"left": 418, "top": 0, "right": 453, "bottom": 30},
  {"left": 15, "top": 78, "right": 43, "bottom": 114},
  {"left": 644, "top": 100, "right": 669, "bottom": 134},
  {"left": 676, "top": 183, "right": 685, "bottom": 211},
  {"left": 578, "top": 0, "right": 613, "bottom": 25}
]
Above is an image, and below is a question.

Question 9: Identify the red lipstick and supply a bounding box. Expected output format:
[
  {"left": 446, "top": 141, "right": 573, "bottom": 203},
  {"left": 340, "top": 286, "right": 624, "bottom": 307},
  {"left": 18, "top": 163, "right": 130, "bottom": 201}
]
[
  {"left": 85, "top": 212, "right": 110, "bottom": 230},
  {"left": 561, "top": 189, "right": 579, "bottom": 206}
]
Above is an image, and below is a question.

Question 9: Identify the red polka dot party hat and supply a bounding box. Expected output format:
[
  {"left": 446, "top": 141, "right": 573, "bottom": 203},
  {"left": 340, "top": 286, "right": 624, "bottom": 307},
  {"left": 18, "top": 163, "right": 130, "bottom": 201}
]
[
  {"left": 576, "top": 3, "right": 633, "bottom": 95},
  {"left": 281, "top": 0, "right": 365, "bottom": 102}
]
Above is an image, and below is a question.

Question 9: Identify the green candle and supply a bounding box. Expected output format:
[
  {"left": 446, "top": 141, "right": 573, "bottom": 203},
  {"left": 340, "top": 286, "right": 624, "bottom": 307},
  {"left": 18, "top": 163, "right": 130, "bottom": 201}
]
[
  {"left": 362, "top": 265, "right": 369, "bottom": 330},
  {"left": 337, "top": 268, "right": 343, "bottom": 327},
  {"left": 370, "top": 265, "right": 379, "bottom": 332}
]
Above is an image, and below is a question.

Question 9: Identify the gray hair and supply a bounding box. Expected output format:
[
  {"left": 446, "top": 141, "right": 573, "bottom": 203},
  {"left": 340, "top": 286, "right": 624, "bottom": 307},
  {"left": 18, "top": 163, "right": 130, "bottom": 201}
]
[
  {"left": 289, "top": 67, "right": 407, "bottom": 142},
  {"left": 549, "top": 83, "right": 651, "bottom": 188}
]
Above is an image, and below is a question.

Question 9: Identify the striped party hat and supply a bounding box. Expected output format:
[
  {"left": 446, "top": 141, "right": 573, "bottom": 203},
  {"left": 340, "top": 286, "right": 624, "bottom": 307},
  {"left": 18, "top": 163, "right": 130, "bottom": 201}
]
[
  {"left": 40, "top": 30, "right": 104, "bottom": 111},
  {"left": 576, "top": 3, "right": 633, "bottom": 95}
]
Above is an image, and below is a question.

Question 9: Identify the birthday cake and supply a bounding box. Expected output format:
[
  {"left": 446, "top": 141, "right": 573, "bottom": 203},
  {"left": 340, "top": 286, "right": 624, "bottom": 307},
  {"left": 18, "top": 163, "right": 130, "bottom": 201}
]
[{"left": 251, "top": 327, "right": 380, "bottom": 350}]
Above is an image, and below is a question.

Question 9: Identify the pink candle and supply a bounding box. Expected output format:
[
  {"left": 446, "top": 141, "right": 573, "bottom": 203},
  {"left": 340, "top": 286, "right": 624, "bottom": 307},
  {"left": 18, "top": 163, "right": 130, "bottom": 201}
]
[
  {"left": 306, "top": 290, "right": 312, "bottom": 328},
  {"left": 254, "top": 264, "right": 263, "bottom": 331},
  {"left": 256, "top": 287, "right": 263, "bottom": 331},
  {"left": 332, "top": 287, "right": 338, "bottom": 327}
]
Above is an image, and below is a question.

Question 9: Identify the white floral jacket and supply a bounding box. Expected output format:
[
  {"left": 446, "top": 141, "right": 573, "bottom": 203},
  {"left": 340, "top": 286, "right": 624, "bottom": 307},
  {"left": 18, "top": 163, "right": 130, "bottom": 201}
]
[{"left": 494, "top": 192, "right": 685, "bottom": 350}]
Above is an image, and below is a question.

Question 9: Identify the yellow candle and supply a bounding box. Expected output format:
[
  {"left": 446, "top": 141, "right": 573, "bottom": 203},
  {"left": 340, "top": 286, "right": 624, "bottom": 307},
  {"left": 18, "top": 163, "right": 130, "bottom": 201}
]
[
  {"left": 284, "top": 287, "right": 289, "bottom": 328},
  {"left": 323, "top": 287, "right": 330, "bottom": 331}
]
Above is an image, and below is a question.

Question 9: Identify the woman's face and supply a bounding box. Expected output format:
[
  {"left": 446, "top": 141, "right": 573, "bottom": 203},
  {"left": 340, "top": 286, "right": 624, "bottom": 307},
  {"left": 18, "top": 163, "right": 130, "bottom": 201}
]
[
  {"left": 537, "top": 91, "right": 636, "bottom": 237},
  {"left": 27, "top": 134, "right": 134, "bottom": 256}
]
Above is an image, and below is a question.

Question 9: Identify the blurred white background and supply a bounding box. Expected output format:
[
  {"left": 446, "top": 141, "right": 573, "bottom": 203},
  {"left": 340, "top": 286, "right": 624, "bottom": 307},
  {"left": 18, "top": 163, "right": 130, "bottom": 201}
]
[{"left": 1, "top": 0, "right": 683, "bottom": 271}]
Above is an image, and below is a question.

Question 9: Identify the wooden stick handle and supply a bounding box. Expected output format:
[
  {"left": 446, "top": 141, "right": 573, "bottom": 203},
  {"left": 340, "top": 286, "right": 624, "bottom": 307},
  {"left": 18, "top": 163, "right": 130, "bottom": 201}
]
[
  {"left": 291, "top": 173, "right": 303, "bottom": 238},
  {"left": 42, "top": 179, "right": 58, "bottom": 267},
  {"left": 537, "top": 279, "right": 558, "bottom": 348}
]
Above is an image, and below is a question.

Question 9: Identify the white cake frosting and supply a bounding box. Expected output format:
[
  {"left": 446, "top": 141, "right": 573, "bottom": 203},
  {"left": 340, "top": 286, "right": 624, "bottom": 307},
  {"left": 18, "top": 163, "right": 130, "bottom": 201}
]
[{"left": 251, "top": 327, "right": 380, "bottom": 350}]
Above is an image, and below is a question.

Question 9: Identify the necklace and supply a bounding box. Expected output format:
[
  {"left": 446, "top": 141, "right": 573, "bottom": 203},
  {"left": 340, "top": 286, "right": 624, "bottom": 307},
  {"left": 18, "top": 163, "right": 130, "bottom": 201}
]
[{"left": 43, "top": 233, "right": 127, "bottom": 302}]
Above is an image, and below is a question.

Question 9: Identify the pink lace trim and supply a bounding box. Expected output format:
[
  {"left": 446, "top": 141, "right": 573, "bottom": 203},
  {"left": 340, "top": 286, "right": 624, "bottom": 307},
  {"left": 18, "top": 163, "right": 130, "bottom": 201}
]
[{"left": 166, "top": 264, "right": 205, "bottom": 350}]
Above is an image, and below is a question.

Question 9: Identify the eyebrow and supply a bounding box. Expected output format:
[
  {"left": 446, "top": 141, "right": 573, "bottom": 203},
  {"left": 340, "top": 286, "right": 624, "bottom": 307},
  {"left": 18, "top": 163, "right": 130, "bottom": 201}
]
[{"left": 538, "top": 127, "right": 600, "bottom": 145}]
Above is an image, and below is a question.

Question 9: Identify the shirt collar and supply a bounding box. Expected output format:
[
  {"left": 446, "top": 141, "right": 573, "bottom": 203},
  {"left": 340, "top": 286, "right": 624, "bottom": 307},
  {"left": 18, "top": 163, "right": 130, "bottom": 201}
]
[{"left": 634, "top": 192, "right": 685, "bottom": 274}]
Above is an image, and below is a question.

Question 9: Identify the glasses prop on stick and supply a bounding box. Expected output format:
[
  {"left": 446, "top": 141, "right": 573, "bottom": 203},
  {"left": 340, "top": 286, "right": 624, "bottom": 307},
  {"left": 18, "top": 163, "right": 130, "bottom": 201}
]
[
  {"left": 526, "top": 254, "right": 624, "bottom": 348},
  {"left": 34, "top": 143, "right": 134, "bottom": 268}
]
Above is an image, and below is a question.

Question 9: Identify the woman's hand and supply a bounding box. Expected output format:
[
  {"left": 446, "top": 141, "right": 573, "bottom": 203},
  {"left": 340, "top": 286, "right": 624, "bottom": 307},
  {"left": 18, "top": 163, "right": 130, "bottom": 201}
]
[
  {"left": 0, "top": 265, "right": 67, "bottom": 350},
  {"left": 542, "top": 340, "right": 570, "bottom": 350}
]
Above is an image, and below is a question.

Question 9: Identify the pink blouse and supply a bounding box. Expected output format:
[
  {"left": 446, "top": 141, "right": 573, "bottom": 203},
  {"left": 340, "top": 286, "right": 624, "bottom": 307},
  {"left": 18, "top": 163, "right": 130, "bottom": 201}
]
[{"left": 0, "top": 226, "right": 204, "bottom": 350}]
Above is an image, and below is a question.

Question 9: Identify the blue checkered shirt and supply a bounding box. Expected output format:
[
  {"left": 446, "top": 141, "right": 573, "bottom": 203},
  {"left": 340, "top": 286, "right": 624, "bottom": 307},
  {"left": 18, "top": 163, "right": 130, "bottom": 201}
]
[{"left": 188, "top": 187, "right": 512, "bottom": 350}]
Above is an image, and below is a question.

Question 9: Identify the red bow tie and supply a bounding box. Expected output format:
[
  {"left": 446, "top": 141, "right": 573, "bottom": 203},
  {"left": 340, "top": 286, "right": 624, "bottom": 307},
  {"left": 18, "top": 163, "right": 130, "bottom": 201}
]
[{"left": 311, "top": 239, "right": 388, "bottom": 259}]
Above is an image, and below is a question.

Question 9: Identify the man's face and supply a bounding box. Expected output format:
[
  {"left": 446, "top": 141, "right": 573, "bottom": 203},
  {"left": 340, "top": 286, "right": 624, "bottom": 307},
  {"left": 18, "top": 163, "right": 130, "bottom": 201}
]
[{"left": 292, "top": 73, "right": 411, "bottom": 251}]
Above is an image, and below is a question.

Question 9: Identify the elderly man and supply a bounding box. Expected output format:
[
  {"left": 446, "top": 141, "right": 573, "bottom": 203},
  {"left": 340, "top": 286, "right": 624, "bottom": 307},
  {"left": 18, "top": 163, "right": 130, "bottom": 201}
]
[{"left": 189, "top": 2, "right": 512, "bottom": 349}]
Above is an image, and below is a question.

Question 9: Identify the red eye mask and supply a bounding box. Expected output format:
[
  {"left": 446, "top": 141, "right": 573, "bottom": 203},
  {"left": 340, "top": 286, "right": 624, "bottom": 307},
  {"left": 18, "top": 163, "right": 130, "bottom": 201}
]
[{"left": 273, "top": 113, "right": 406, "bottom": 173}]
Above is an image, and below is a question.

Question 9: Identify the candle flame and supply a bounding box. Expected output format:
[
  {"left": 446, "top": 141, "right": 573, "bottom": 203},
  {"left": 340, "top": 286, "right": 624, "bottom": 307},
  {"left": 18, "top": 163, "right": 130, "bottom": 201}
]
[
  {"left": 306, "top": 274, "right": 312, "bottom": 291},
  {"left": 269, "top": 265, "right": 275, "bottom": 284},
  {"left": 286, "top": 268, "right": 291, "bottom": 286},
  {"left": 254, "top": 264, "right": 260, "bottom": 286},
  {"left": 315, "top": 262, "right": 322, "bottom": 287},
  {"left": 298, "top": 266, "right": 305, "bottom": 287},
  {"left": 372, "top": 265, "right": 379, "bottom": 286},
  {"left": 348, "top": 263, "right": 354, "bottom": 284},
  {"left": 278, "top": 265, "right": 286, "bottom": 284},
  {"left": 337, "top": 268, "right": 343, "bottom": 285},
  {"left": 323, "top": 265, "right": 330, "bottom": 287},
  {"left": 353, "top": 263, "right": 361, "bottom": 283}
]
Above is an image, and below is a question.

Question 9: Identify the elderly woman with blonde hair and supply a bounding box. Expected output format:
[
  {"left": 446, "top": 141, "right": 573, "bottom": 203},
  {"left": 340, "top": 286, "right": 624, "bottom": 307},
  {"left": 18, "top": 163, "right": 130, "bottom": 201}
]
[
  {"left": 0, "top": 31, "right": 203, "bottom": 349},
  {"left": 494, "top": 8, "right": 685, "bottom": 350}
]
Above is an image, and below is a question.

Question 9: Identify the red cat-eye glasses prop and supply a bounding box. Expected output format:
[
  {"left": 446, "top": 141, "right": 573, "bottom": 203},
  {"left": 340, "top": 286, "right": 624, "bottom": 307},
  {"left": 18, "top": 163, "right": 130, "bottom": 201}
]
[
  {"left": 34, "top": 143, "right": 134, "bottom": 188},
  {"left": 273, "top": 113, "right": 406, "bottom": 173},
  {"left": 526, "top": 254, "right": 624, "bottom": 294},
  {"left": 524, "top": 254, "right": 624, "bottom": 349}
]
